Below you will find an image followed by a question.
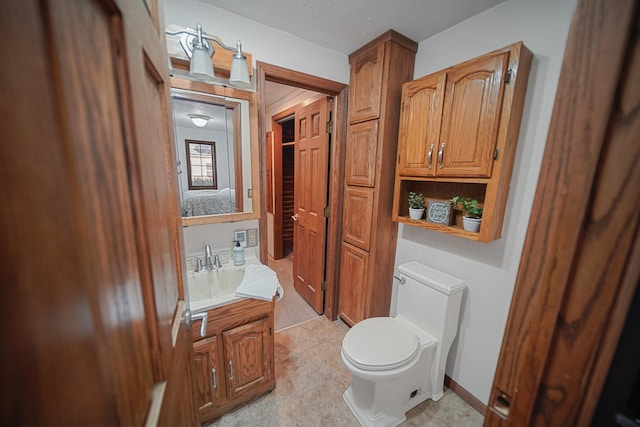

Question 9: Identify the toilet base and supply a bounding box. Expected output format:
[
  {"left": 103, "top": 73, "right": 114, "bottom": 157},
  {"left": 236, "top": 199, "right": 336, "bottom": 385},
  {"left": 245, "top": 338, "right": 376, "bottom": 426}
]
[{"left": 344, "top": 387, "right": 408, "bottom": 427}]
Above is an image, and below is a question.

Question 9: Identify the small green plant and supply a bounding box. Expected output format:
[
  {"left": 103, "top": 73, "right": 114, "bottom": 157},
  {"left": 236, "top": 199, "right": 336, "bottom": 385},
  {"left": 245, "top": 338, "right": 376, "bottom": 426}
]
[
  {"left": 408, "top": 192, "right": 425, "bottom": 209},
  {"left": 449, "top": 196, "right": 483, "bottom": 218}
]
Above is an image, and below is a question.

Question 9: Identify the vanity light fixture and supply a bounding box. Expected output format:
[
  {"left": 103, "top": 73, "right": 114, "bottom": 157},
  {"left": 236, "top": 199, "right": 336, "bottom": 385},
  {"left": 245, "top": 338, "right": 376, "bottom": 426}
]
[
  {"left": 166, "top": 24, "right": 251, "bottom": 87},
  {"left": 188, "top": 114, "right": 210, "bottom": 127}
]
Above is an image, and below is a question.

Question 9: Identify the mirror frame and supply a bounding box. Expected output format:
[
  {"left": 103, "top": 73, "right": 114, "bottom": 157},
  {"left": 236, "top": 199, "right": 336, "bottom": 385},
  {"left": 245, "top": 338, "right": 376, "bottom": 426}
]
[{"left": 170, "top": 77, "right": 261, "bottom": 225}]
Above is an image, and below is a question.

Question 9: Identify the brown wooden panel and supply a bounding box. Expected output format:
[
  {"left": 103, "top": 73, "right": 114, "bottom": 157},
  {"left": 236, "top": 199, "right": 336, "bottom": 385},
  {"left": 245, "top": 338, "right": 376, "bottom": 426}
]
[
  {"left": 224, "top": 318, "right": 271, "bottom": 400},
  {"left": 439, "top": 51, "right": 509, "bottom": 178},
  {"left": 343, "top": 186, "right": 375, "bottom": 251},
  {"left": 338, "top": 242, "right": 370, "bottom": 326},
  {"left": 193, "top": 335, "right": 224, "bottom": 412},
  {"left": 349, "top": 43, "right": 384, "bottom": 123},
  {"left": 397, "top": 73, "right": 446, "bottom": 176},
  {"left": 345, "top": 120, "right": 379, "bottom": 187}
]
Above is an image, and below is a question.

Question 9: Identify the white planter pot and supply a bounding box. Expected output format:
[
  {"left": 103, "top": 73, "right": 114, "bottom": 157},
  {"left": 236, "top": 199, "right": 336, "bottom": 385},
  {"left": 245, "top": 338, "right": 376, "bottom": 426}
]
[
  {"left": 409, "top": 208, "right": 425, "bottom": 220},
  {"left": 462, "top": 216, "right": 482, "bottom": 232}
]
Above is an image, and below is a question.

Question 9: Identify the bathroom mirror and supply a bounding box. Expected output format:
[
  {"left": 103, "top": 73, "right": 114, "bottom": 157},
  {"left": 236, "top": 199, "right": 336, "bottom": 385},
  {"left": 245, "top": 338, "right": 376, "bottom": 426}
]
[{"left": 170, "top": 77, "right": 260, "bottom": 225}]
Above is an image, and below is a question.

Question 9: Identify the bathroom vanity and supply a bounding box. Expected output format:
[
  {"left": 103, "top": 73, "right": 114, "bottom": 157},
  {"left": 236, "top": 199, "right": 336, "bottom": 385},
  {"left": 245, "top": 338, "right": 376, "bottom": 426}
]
[
  {"left": 191, "top": 298, "right": 275, "bottom": 423},
  {"left": 186, "top": 252, "right": 277, "bottom": 423}
]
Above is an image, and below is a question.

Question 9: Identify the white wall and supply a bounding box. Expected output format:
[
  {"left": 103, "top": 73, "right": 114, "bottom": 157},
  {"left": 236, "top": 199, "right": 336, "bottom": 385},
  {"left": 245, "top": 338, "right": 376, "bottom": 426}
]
[
  {"left": 164, "top": 0, "right": 349, "bottom": 255},
  {"left": 163, "top": 0, "right": 350, "bottom": 84},
  {"left": 393, "top": 0, "right": 576, "bottom": 405}
]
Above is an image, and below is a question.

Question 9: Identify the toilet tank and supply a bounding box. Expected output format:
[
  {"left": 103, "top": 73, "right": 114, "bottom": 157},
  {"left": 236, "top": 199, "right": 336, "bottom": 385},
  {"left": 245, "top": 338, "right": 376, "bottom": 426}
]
[{"left": 396, "top": 262, "right": 465, "bottom": 342}]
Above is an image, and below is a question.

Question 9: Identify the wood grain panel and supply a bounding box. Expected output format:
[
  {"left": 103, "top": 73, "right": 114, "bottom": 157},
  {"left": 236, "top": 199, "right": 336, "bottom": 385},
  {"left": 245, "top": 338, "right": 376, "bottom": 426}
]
[
  {"left": 440, "top": 51, "right": 508, "bottom": 178},
  {"left": 343, "top": 187, "right": 375, "bottom": 251},
  {"left": 345, "top": 120, "right": 379, "bottom": 187},
  {"left": 338, "top": 242, "right": 370, "bottom": 326},
  {"left": 397, "top": 73, "right": 446, "bottom": 176},
  {"left": 349, "top": 43, "right": 384, "bottom": 123}
]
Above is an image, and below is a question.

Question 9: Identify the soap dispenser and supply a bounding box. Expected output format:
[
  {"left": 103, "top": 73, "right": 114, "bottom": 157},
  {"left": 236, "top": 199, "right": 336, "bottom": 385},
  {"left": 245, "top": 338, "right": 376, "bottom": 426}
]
[{"left": 233, "top": 240, "right": 245, "bottom": 266}]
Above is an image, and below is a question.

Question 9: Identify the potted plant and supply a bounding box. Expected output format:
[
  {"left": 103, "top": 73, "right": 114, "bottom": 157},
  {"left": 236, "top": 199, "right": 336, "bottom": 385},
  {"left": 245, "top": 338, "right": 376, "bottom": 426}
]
[
  {"left": 408, "top": 192, "right": 425, "bottom": 220},
  {"left": 449, "top": 196, "right": 483, "bottom": 232}
]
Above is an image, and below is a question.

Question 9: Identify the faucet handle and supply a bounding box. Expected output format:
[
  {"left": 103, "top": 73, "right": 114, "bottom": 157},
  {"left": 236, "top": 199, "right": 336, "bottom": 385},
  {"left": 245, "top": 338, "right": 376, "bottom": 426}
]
[
  {"left": 186, "top": 256, "right": 203, "bottom": 272},
  {"left": 213, "top": 254, "right": 223, "bottom": 269}
]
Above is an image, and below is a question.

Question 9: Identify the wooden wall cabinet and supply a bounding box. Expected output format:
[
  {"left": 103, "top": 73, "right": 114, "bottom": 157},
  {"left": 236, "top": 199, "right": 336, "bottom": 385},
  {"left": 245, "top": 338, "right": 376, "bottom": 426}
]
[
  {"left": 338, "top": 31, "right": 417, "bottom": 326},
  {"left": 191, "top": 299, "right": 275, "bottom": 424},
  {"left": 392, "top": 42, "right": 532, "bottom": 242}
]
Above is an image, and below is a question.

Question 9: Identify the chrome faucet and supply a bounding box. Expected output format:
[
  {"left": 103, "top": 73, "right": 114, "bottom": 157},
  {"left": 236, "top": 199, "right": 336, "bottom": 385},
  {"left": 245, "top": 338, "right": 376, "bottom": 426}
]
[{"left": 204, "top": 244, "right": 214, "bottom": 270}]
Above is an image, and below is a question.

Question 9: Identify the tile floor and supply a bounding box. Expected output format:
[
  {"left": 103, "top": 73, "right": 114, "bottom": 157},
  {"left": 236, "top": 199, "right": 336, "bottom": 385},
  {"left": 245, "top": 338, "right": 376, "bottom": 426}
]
[{"left": 206, "top": 316, "right": 484, "bottom": 426}]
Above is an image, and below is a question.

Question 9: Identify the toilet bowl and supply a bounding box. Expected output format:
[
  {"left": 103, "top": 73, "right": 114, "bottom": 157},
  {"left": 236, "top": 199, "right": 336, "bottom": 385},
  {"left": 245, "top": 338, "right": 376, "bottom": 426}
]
[{"left": 341, "top": 262, "right": 465, "bottom": 427}]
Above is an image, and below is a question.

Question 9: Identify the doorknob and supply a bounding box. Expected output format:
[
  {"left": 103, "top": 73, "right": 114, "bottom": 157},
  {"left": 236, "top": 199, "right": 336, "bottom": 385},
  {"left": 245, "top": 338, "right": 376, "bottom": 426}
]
[{"left": 291, "top": 213, "right": 299, "bottom": 221}]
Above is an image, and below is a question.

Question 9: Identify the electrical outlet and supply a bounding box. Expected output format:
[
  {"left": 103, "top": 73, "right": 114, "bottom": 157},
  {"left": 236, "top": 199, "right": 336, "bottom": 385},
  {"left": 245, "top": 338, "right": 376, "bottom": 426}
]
[{"left": 246, "top": 228, "right": 258, "bottom": 247}]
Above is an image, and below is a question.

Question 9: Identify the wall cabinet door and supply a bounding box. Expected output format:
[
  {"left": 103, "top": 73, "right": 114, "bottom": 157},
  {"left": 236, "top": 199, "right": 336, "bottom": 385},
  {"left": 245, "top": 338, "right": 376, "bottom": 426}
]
[
  {"left": 345, "top": 120, "right": 379, "bottom": 187},
  {"left": 223, "top": 317, "right": 272, "bottom": 401},
  {"left": 439, "top": 50, "right": 509, "bottom": 178},
  {"left": 398, "top": 50, "right": 509, "bottom": 179},
  {"left": 193, "top": 335, "right": 225, "bottom": 411},
  {"left": 397, "top": 73, "right": 445, "bottom": 177},
  {"left": 349, "top": 43, "right": 384, "bottom": 123},
  {"left": 338, "top": 242, "right": 370, "bottom": 326}
]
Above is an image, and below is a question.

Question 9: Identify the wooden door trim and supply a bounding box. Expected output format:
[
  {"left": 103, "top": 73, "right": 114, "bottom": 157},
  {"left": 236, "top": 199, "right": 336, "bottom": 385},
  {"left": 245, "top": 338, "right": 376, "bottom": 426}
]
[
  {"left": 257, "top": 62, "right": 347, "bottom": 320},
  {"left": 485, "top": 0, "right": 640, "bottom": 425}
]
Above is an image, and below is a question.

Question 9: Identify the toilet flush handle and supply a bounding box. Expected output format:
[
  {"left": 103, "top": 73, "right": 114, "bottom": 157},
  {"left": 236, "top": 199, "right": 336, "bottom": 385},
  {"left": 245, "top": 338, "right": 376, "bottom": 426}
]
[{"left": 393, "top": 274, "right": 406, "bottom": 285}]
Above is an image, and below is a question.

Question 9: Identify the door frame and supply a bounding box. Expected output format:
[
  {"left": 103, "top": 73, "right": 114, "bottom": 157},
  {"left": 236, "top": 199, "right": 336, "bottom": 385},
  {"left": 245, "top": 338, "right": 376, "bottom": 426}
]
[
  {"left": 485, "top": 0, "right": 640, "bottom": 425},
  {"left": 257, "top": 62, "right": 348, "bottom": 320}
]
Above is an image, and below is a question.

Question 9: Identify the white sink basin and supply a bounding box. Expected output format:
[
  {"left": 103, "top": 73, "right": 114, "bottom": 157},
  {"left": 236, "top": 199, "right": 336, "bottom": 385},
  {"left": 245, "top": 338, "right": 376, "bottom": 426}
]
[{"left": 187, "top": 256, "right": 261, "bottom": 312}]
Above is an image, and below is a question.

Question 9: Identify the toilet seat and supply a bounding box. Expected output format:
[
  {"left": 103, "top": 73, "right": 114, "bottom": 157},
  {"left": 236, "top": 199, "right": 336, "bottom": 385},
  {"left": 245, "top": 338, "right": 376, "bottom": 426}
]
[{"left": 342, "top": 317, "right": 421, "bottom": 371}]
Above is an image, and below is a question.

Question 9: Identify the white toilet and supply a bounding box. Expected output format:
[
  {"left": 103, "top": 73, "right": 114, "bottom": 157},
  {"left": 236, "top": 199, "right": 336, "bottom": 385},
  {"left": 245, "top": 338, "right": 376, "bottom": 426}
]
[{"left": 341, "top": 261, "right": 465, "bottom": 427}]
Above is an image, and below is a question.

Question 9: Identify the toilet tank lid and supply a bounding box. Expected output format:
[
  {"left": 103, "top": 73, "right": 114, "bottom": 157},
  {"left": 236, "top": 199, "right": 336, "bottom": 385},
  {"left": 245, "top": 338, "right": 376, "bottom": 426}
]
[{"left": 398, "top": 262, "right": 465, "bottom": 295}]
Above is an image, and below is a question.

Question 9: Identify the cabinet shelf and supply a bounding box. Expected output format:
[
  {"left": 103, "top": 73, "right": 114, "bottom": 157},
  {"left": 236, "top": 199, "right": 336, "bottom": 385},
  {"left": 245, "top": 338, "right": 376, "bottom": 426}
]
[{"left": 396, "top": 215, "right": 481, "bottom": 240}]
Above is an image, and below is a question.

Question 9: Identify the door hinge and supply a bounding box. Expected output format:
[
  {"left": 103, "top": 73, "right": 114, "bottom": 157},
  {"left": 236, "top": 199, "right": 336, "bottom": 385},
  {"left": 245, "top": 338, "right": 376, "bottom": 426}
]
[
  {"left": 323, "top": 206, "right": 330, "bottom": 217},
  {"left": 494, "top": 147, "right": 500, "bottom": 160},
  {"left": 321, "top": 282, "right": 327, "bottom": 291},
  {"left": 269, "top": 326, "right": 272, "bottom": 336},
  {"left": 270, "top": 360, "right": 273, "bottom": 369},
  {"left": 505, "top": 68, "right": 514, "bottom": 84},
  {"left": 326, "top": 120, "right": 333, "bottom": 134}
]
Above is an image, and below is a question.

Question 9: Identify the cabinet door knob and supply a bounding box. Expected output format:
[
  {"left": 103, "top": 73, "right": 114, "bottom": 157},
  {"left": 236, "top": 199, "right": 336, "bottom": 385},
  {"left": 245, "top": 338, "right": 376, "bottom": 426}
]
[
  {"left": 427, "top": 143, "right": 435, "bottom": 169},
  {"left": 228, "top": 360, "right": 234, "bottom": 380},
  {"left": 211, "top": 368, "right": 217, "bottom": 389},
  {"left": 438, "top": 142, "right": 445, "bottom": 169}
]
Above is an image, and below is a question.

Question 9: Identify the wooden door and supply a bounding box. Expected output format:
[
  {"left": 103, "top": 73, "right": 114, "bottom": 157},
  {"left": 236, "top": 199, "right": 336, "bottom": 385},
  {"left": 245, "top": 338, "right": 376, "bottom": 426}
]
[
  {"left": 292, "top": 97, "right": 330, "bottom": 314},
  {"left": 439, "top": 51, "right": 509, "bottom": 178},
  {"left": 0, "top": 1, "right": 195, "bottom": 425},
  {"left": 193, "top": 336, "right": 224, "bottom": 413},
  {"left": 397, "top": 73, "right": 446, "bottom": 177},
  {"left": 223, "top": 317, "right": 273, "bottom": 400}
]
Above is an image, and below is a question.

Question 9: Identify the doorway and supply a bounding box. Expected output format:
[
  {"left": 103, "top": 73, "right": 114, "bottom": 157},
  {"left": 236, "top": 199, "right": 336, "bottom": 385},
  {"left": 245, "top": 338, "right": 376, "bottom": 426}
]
[{"left": 258, "top": 62, "right": 348, "bottom": 326}]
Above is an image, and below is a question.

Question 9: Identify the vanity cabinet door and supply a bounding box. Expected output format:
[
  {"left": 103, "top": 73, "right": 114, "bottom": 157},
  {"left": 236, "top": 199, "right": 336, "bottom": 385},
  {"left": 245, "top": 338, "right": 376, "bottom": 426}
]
[
  {"left": 223, "top": 317, "right": 273, "bottom": 400},
  {"left": 193, "top": 335, "right": 226, "bottom": 412}
]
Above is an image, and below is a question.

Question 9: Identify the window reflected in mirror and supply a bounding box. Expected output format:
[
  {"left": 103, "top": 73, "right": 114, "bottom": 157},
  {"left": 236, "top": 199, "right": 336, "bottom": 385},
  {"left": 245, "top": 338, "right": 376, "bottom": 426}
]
[{"left": 186, "top": 140, "right": 217, "bottom": 189}]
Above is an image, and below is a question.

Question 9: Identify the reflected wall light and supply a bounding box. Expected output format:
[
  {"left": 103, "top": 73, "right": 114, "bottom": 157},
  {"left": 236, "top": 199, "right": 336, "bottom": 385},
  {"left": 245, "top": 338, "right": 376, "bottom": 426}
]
[
  {"left": 166, "top": 24, "right": 251, "bottom": 87},
  {"left": 188, "top": 114, "right": 210, "bottom": 127}
]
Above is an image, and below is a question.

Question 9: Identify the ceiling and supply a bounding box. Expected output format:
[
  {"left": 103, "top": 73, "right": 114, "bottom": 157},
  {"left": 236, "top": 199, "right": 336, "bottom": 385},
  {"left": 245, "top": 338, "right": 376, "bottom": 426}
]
[
  {"left": 172, "top": 97, "right": 231, "bottom": 131},
  {"left": 199, "top": 0, "right": 505, "bottom": 55}
]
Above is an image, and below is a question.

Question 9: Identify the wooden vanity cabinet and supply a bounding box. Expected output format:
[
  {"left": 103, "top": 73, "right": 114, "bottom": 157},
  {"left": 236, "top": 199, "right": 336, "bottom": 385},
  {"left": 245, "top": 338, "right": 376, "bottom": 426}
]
[
  {"left": 338, "top": 30, "right": 417, "bottom": 326},
  {"left": 393, "top": 42, "right": 532, "bottom": 242},
  {"left": 191, "top": 298, "right": 275, "bottom": 424}
]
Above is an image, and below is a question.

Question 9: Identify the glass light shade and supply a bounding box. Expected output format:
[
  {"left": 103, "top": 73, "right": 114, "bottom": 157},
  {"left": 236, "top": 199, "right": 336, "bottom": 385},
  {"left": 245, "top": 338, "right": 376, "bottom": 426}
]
[
  {"left": 188, "top": 114, "right": 210, "bottom": 127},
  {"left": 190, "top": 45, "right": 215, "bottom": 79},
  {"left": 230, "top": 56, "right": 251, "bottom": 87}
]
